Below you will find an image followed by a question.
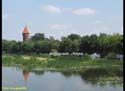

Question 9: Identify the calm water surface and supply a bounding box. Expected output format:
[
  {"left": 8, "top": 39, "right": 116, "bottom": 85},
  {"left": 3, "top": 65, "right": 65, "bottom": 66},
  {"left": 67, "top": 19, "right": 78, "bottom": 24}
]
[{"left": 2, "top": 66, "right": 123, "bottom": 91}]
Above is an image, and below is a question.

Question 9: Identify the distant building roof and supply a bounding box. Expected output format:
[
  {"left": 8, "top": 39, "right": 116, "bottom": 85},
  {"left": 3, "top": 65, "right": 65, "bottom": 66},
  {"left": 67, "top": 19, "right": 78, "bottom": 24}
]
[
  {"left": 91, "top": 53, "right": 100, "bottom": 56},
  {"left": 91, "top": 53, "right": 100, "bottom": 58},
  {"left": 116, "top": 54, "right": 123, "bottom": 60},
  {"left": 23, "top": 26, "right": 30, "bottom": 34}
]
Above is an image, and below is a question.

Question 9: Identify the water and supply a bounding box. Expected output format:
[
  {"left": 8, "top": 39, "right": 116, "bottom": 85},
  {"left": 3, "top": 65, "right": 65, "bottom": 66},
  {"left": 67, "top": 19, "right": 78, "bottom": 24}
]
[{"left": 2, "top": 66, "right": 123, "bottom": 91}]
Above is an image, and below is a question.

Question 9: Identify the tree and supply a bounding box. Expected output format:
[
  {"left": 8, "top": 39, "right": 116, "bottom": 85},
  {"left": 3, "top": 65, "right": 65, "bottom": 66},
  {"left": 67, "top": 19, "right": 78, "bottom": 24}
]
[
  {"left": 49, "top": 36, "right": 55, "bottom": 41},
  {"left": 68, "top": 34, "right": 81, "bottom": 41},
  {"left": 33, "top": 41, "right": 51, "bottom": 53},
  {"left": 59, "top": 37, "right": 72, "bottom": 53},
  {"left": 30, "top": 33, "right": 45, "bottom": 41},
  {"left": 2, "top": 33, "right": 123, "bottom": 56},
  {"left": 79, "top": 36, "right": 91, "bottom": 53},
  {"left": 89, "top": 34, "right": 99, "bottom": 53},
  {"left": 2, "top": 39, "right": 17, "bottom": 53},
  {"left": 71, "top": 39, "right": 80, "bottom": 52},
  {"left": 50, "top": 40, "right": 60, "bottom": 52}
]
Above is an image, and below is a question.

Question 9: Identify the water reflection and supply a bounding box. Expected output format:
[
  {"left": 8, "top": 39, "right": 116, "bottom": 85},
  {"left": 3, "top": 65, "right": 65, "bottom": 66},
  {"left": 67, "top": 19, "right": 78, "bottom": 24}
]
[
  {"left": 79, "top": 68, "right": 123, "bottom": 87},
  {"left": 30, "top": 70, "right": 44, "bottom": 75},
  {"left": 2, "top": 66, "right": 123, "bottom": 91},
  {"left": 28, "top": 68, "right": 123, "bottom": 87},
  {"left": 23, "top": 70, "right": 30, "bottom": 81},
  {"left": 22, "top": 70, "right": 30, "bottom": 91}
]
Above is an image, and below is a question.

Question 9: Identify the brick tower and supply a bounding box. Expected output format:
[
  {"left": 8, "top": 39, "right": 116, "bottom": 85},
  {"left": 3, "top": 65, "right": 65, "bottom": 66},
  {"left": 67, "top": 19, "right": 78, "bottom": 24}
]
[{"left": 22, "top": 26, "right": 30, "bottom": 42}]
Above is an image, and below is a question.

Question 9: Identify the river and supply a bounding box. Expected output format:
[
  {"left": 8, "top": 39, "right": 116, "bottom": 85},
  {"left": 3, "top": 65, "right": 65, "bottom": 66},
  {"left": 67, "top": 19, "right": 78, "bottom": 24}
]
[{"left": 2, "top": 66, "right": 123, "bottom": 91}]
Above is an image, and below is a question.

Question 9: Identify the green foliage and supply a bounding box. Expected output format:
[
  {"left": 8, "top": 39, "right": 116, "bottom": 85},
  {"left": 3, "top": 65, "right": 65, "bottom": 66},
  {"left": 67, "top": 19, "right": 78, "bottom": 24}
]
[
  {"left": 50, "top": 40, "right": 60, "bottom": 51},
  {"left": 79, "top": 35, "right": 92, "bottom": 53},
  {"left": 33, "top": 41, "right": 51, "bottom": 53},
  {"left": 83, "top": 53, "right": 92, "bottom": 60},
  {"left": 59, "top": 37, "right": 72, "bottom": 53},
  {"left": 30, "top": 33, "right": 45, "bottom": 41},
  {"left": 2, "top": 40, "right": 17, "bottom": 53},
  {"left": 106, "top": 52, "right": 117, "bottom": 59},
  {"left": 68, "top": 34, "right": 81, "bottom": 41},
  {"left": 71, "top": 39, "right": 80, "bottom": 52},
  {"left": 2, "top": 33, "right": 123, "bottom": 57},
  {"left": 2, "top": 54, "right": 123, "bottom": 70}
]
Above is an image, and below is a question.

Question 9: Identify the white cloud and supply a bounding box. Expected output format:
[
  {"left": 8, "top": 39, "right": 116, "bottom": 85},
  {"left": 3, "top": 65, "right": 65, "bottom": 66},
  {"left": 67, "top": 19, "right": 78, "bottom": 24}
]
[
  {"left": 72, "top": 8, "right": 96, "bottom": 15},
  {"left": 50, "top": 24, "right": 68, "bottom": 30},
  {"left": 95, "top": 20, "right": 103, "bottom": 24},
  {"left": 2, "top": 14, "right": 8, "bottom": 20},
  {"left": 42, "top": 5, "right": 61, "bottom": 13},
  {"left": 41, "top": 5, "right": 96, "bottom": 16}
]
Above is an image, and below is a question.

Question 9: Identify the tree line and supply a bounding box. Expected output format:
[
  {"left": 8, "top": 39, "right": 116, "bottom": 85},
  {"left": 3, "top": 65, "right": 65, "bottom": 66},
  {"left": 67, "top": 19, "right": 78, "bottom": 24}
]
[{"left": 2, "top": 33, "right": 123, "bottom": 57}]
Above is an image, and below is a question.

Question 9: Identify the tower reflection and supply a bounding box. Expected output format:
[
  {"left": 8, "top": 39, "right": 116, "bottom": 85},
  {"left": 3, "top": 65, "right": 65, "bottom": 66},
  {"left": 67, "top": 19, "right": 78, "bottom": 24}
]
[
  {"left": 23, "top": 70, "right": 30, "bottom": 91},
  {"left": 23, "top": 70, "right": 30, "bottom": 81}
]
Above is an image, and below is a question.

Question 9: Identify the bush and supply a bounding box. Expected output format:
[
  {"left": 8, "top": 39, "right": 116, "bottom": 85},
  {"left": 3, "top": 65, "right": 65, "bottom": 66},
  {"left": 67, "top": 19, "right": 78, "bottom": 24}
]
[
  {"left": 106, "top": 52, "right": 116, "bottom": 59},
  {"left": 51, "top": 49, "right": 57, "bottom": 53},
  {"left": 83, "top": 53, "right": 91, "bottom": 60}
]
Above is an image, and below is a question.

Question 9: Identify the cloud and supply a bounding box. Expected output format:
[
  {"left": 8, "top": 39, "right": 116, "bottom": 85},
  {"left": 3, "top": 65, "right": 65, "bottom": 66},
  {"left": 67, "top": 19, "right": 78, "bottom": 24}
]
[
  {"left": 50, "top": 24, "right": 68, "bottom": 30},
  {"left": 42, "top": 5, "right": 61, "bottom": 13},
  {"left": 2, "top": 14, "right": 8, "bottom": 20},
  {"left": 95, "top": 20, "right": 103, "bottom": 24},
  {"left": 41, "top": 5, "right": 96, "bottom": 16},
  {"left": 72, "top": 8, "right": 96, "bottom": 15}
]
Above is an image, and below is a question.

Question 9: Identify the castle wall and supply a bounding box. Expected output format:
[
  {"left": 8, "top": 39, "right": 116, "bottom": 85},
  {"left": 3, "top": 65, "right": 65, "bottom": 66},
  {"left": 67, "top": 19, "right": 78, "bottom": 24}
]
[{"left": 23, "top": 33, "right": 29, "bottom": 42}]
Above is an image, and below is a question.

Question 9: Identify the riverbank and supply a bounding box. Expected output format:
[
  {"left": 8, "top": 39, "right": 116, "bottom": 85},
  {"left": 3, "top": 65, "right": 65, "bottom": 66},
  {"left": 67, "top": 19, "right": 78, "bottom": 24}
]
[{"left": 2, "top": 54, "right": 123, "bottom": 71}]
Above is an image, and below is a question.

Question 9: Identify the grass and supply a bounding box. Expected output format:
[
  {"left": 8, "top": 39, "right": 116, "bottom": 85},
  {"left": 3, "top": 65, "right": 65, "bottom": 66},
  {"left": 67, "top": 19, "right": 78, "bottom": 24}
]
[
  {"left": 2, "top": 54, "right": 123, "bottom": 87},
  {"left": 2, "top": 54, "right": 123, "bottom": 71}
]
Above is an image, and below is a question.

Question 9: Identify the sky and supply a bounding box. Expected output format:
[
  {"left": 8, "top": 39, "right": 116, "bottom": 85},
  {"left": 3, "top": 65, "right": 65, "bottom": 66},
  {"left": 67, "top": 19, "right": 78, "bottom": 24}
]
[{"left": 2, "top": 0, "right": 123, "bottom": 41}]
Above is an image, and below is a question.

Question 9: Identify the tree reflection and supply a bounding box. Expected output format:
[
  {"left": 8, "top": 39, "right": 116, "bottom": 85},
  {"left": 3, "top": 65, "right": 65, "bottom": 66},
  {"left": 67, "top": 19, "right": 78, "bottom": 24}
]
[
  {"left": 31, "top": 70, "right": 45, "bottom": 75},
  {"left": 22, "top": 67, "right": 123, "bottom": 87},
  {"left": 60, "top": 71, "right": 75, "bottom": 77},
  {"left": 79, "top": 68, "right": 123, "bottom": 86}
]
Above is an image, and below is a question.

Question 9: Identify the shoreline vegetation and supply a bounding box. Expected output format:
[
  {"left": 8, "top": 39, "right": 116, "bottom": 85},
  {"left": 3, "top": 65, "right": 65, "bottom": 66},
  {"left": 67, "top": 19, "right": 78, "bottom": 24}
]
[
  {"left": 2, "top": 33, "right": 123, "bottom": 73},
  {"left": 2, "top": 33, "right": 123, "bottom": 58},
  {"left": 2, "top": 53, "right": 123, "bottom": 71},
  {"left": 2, "top": 53, "right": 123, "bottom": 86}
]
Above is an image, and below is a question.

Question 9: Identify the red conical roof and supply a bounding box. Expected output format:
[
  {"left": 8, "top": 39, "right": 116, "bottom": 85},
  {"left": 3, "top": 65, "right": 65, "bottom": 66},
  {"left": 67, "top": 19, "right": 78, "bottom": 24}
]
[{"left": 23, "top": 26, "right": 30, "bottom": 34}]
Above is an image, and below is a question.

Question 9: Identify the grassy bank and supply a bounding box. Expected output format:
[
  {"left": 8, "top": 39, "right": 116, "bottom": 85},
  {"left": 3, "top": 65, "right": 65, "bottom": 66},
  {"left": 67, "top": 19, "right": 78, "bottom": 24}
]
[{"left": 2, "top": 54, "right": 123, "bottom": 71}]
